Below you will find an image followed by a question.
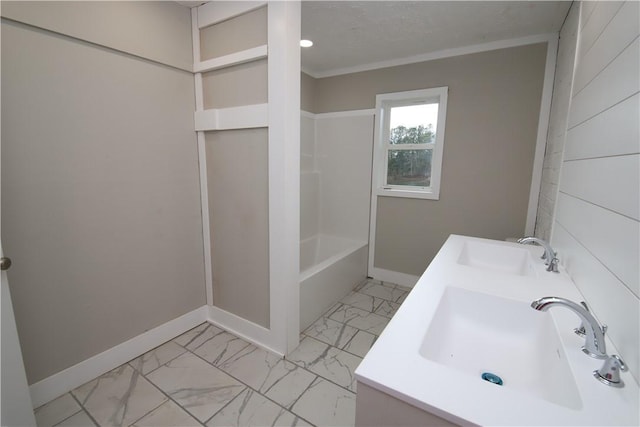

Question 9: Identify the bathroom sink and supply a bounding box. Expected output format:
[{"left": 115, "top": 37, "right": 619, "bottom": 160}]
[
  {"left": 457, "top": 240, "right": 538, "bottom": 276},
  {"left": 357, "top": 235, "right": 638, "bottom": 426},
  {"left": 419, "top": 287, "right": 581, "bottom": 409}
]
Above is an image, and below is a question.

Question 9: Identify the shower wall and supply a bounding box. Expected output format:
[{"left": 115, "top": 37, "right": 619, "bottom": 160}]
[
  {"left": 300, "top": 110, "right": 374, "bottom": 243},
  {"left": 299, "top": 107, "right": 373, "bottom": 329},
  {"left": 301, "top": 113, "right": 320, "bottom": 241}
]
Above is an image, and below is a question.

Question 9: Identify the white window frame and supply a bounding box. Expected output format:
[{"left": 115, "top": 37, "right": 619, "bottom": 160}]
[{"left": 372, "top": 87, "right": 448, "bottom": 200}]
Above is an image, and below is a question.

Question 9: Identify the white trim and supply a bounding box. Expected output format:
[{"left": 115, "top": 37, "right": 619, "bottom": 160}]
[
  {"left": 300, "top": 109, "right": 375, "bottom": 119},
  {"left": 367, "top": 108, "right": 383, "bottom": 279},
  {"left": 196, "top": 131, "right": 213, "bottom": 306},
  {"left": 191, "top": 7, "right": 201, "bottom": 65},
  {"left": 194, "top": 73, "right": 204, "bottom": 111},
  {"left": 307, "top": 33, "right": 559, "bottom": 78},
  {"left": 197, "top": 1, "right": 267, "bottom": 29},
  {"left": 315, "top": 109, "right": 375, "bottom": 119},
  {"left": 370, "top": 267, "right": 420, "bottom": 289},
  {"left": 29, "top": 306, "right": 209, "bottom": 408},
  {"left": 300, "top": 65, "right": 315, "bottom": 78},
  {"left": 206, "top": 306, "right": 283, "bottom": 358},
  {"left": 192, "top": 8, "right": 213, "bottom": 307},
  {"left": 194, "top": 104, "right": 269, "bottom": 131},
  {"left": 268, "top": 0, "right": 301, "bottom": 355},
  {"left": 374, "top": 188, "right": 438, "bottom": 201},
  {"left": 194, "top": 45, "right": 267, "bottom": 73},
  {"left": 525, "top": 35, "right": 559, "bottom": 235}
]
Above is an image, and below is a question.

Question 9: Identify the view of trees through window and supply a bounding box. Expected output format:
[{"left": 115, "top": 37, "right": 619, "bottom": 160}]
[{"left": 387, "top": 123, "right": 435, "bottom": 187}]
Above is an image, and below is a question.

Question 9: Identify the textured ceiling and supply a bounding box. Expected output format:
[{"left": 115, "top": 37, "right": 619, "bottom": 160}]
[{"left": 301, "top": 1, "right": 570, "bottom": 77}]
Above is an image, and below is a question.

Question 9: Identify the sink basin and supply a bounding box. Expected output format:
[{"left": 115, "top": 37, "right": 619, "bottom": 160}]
[
  {"left": 457, "top": 240, "right": 538, "bottom": 276},
  {"left": 419, "top": 287, "right": 582, "bottom": 410},
  {"left": 357, "top": 235, "right": 638, "bottom": 426}
]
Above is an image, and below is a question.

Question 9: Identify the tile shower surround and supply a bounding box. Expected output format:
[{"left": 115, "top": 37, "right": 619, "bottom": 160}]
[{"left": 34, "top": 280, "right": 410, "bottom": 427}]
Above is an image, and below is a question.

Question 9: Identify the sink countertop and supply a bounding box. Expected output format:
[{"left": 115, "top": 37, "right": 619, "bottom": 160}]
[{"left": 355, "top": 234, "right": 639, "bottom": 426}]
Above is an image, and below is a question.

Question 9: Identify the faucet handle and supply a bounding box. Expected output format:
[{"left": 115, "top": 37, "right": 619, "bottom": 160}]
[
  {"left": 574, "top": 301, "right": 589, "bottom": 336},
  {"left": 546, "top": 257, "right": 559, "bottom": 273},
  {"left": 594, "top": 355, "right": 627, "bottom": 387}
]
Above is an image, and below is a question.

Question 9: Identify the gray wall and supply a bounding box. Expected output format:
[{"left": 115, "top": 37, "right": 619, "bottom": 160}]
[
  {"left": 546, "top": 1, "right": 639, "bottom": 382},
  {"left": 200, "top": 5, "right": 267, "bottom": 61},
  {"left": 306, "top": 44, "right": 547, "bottom": 276},
  {"left": 199, "top": 5, "right": 270, "bottom": 328},
  {"left": 202, "top": 59, "right": 268, "bottom": 109},
  {"left": 205, "top": 130, "right": 270, "bottom": 327},
  {"left": 1, "top": 1, "right": 193, "bottom": 71},
  {"left": 300, "top": 72, "right": 317, "bottom": 113},
  {"left": 1, "top": 2, "right": 205, "bottom": 384}
]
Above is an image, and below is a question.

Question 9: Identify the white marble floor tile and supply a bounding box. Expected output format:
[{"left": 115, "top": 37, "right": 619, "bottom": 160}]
[
  {"left": 339, "top": 292, "right": 384, "bottom": 313},
  {"left": 55, "top": 410, "right": 96, "bottom": 427},
  {"left": 146, "top": 352, "right": 245, "bottom": 423},
  {"left": 72, "top": 364, "right": 167, "bottom": 427},
  {"left": 218, "top": 344, "right": 313, "bottom": 401},
  {"left": 358, "top": 281, "right": 407, "bottom": 303},
  {"left": 262, "top": 364, "right": 316, "bottom": 410},
  {"left": 191, "top": 330, "right": 252, "bottom": 366},
  {"left": 303, "top": 317, "right": 358, "bottom": 348},
  {"left": 206, "top": 388, "right": 310, "bottom": 427},
  {"left": 329, "top": 304, "right": 390, "bottom": 335},
  {"left": 341, "top": 330, "right": 377, "bottom": 358},
  {"left": 34, "top": 393, "right": 81, "bottom": 427},
  {"left": 287, "top": 337, "right": 361, "bottom": 391},
  {"left": 174, "top": 324, "right": 224, "bottom": 351},
  {"left": 354, "top": 278, "right": 380, "bottom": 292},
  {"left": 291, "top": 377, "right": 355, "bottom": 427},
  {"left": 130, "top": 400, "right": 201, "bottom": 427},
  {"left": 129, "top": 341, "right": 186, "bottom": 375},
  {"left": 321, "top": 302, "right": 343, "bottom": 318},
  {"left": 374, "top": 300, "right": 401, "bottom": 319}
]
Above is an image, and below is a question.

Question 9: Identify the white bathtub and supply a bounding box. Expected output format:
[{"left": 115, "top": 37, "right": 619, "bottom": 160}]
[{"left": 300, "top": 234, "right": 368, "bottom": 331}]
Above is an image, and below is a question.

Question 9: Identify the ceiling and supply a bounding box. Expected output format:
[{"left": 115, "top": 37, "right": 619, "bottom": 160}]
[{"left": 301, "top": 1, "right": 570, "bottom": 77}]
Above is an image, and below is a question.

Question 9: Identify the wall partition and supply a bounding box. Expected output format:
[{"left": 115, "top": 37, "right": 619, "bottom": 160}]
[{"left": 192, "top": 1, "right": 301, "bottom": 355}]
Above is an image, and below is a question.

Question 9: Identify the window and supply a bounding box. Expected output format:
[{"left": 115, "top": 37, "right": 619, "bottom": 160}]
[{"left": 373, "top": 87, "right": 448, "bottom": 200}]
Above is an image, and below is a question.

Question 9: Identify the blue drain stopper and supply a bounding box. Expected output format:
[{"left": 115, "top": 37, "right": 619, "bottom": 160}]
[{"left": 481, "top": 372, "right": 504, "bottom": 386}]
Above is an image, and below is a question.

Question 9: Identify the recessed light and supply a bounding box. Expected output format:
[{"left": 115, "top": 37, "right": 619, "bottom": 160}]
[{"left": 300, "top": 39, "right": 313, "bottom": 48}]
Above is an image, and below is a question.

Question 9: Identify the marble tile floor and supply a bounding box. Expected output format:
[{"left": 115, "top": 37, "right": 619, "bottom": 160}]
[{"left": 34, "top": 279, "right": 410, "bottom": 427}]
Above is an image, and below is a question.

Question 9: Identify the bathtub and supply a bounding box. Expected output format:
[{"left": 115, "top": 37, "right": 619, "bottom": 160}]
[{"left": 300, "top": 234, "right": 368, "bottom": 331}]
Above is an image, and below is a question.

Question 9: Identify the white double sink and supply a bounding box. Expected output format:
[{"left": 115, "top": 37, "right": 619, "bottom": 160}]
[{"left": 355, "top": 235, "right": 639, "bottom": 426}]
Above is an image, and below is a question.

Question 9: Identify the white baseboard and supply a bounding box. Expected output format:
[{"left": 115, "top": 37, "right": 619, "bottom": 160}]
[
  {"left": 370, "top": 267, "right": 420, "bottom": 289},
  {"left": 207, "top": 306, "right": 284, "bottom": 358},
  {"left": 29, "top": 306, "right": 209, "bottom": 408}
]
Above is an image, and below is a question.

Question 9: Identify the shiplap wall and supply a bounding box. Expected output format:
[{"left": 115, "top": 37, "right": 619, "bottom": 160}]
[
  {"left": 552, "top": 1, "right": 640, "bottom": 383},
  {"left": 534, "top": 4, "right": 579, "bottom": 241}
]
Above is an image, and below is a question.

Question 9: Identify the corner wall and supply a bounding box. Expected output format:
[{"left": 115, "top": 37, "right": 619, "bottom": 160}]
[
  {"left": 308, "top": 44, "right": 547, "bottom": 277},
  {"left": 1, "top": 2, "right": 205, "bottom": 384},
  {"left": 541, "top": 1, "right": 639, "bottom": 382}
]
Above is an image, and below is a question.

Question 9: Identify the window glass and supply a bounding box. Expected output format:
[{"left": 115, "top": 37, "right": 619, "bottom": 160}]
[
  {"left": 389, "top": 104, "right": 438, "bottom": 144},
  {"left": 387, "top": 149, "right": 432, "bottom": 187}
]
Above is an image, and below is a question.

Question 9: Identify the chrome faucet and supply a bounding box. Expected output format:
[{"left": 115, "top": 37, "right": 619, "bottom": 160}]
[
  {"left": 517, "top": 236, "right": 559, "bottom": 272},
  {"left": 594, "top": 354, "right": 628, "bottom": 387},
  {"left": 531, "top": 296, "right": 607, "bottom": 359}
]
